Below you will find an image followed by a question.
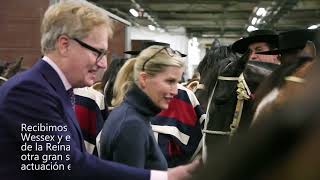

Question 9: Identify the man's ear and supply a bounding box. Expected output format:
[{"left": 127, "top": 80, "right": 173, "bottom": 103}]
[
  {"left": 138, "top": 71, "right": 148, "bottom": 89},
  {"left": 56, "top": 35, "right": 70, "bottom": 55}
]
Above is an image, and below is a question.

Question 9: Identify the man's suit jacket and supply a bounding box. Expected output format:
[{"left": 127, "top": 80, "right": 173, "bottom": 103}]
[{"left": 0, "top": 60, "right": 150, "bottom": 180}]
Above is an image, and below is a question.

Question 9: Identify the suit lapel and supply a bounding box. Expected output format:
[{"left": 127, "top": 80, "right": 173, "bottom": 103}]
[{"left": 34, "top": 60, "right": 85, "bottom": 151}]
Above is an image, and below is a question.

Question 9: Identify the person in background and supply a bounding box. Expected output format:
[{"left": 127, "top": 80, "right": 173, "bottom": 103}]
[
  {"left": 111, "top": 41, "right": 205, "bottom": 168},
  {"left": 74, "top": 57, "right": 128, "bottom": 155},
  {"left": 98, "top": 45, "right": 185, "bottom": 170},
  {"left": 256, "top": 29, "right": 320, "bottom": 65},
  {"left": 151, "top": 83, "right": 205, "bottom": 167},
  {"left": 74, "top": 85, "right": 107, "bottom": 155},
  {"left": 232, "top": 29, "right": 280, "bottom": 64},
  {"left": 0, "top": 1, "right": 198, "bottom": 179}
]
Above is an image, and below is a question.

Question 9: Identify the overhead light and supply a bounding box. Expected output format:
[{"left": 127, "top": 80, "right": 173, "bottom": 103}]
[
  {"left": 256, "top": 7, "right": 267, "bottom": 17},
  {"left": 247, "top": 25, "right": 258, "bottom": 32},
  {"left": 192, "top": 37, "right": 198, "bottom": 42},
  {"left": 202, "top": 34, "right": 216, "bottom": 38},
  {"left": 251, "top": 17, "right": 258, "bottom": 25},
  {"left": 256, "top": 18, "right": 262, "bottom": 24},
  {"left": 148, "top": 25, "right": 156, "bottom": 31},
  {"left": 129, "top": 8, "right": 139, "bottom": 17},
  {"left": 131, "top": 0, "right": 164, "bottom": 32},
  {"left": 308, "top": 24, "right": 319, "bottom": 29}
]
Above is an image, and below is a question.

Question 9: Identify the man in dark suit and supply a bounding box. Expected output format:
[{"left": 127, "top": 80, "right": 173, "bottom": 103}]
[{"left": 0, "top": 1, "right": 198, "bottom": 179}]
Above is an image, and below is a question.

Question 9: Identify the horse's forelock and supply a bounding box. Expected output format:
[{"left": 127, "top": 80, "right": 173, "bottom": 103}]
[{"left": 196, "top": 46, "right": 236, "bottom": 111}]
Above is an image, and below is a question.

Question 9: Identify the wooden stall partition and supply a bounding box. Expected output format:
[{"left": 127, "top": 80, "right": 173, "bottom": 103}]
[
  {"left": 0, "top": 1, "right": 130, "bottom": 82},
  {"left": 0, "top": 0, "right": 49, "bottom": 68}
]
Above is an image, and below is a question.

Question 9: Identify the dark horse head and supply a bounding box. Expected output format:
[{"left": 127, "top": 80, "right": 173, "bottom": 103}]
[
  {"left": 196, "top": 45, "right": 238, "bottom": 111},
  {"left": 0, "top": 57, "right": 24, "bottom": 86},
  {"left": 193, "top": 46, "right": 320, "bottom": 180},
  {"left": 197, "top": 49, "right": 280, "bottom": 154},
  {"left": 193, "top": 63, "right": 320, "bottom": 179}
]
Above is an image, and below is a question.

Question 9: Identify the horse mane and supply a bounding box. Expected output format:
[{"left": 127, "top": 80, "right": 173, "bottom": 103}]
[
  {"left": 197, "top": 39, "right": 221, "bottom": 75},
  {"left": 0, "top": 57, "right": 24, "bottom": 86},
  {"left": 198, "top": 46, "right": 238, "bottom": 96},
  {"left": 102, "top": 58, "right": 128, "bottom": 107},
  {"left": 197, "top": 46, "right": 235, "bottom": 77},
  {"left": 1, "top": 57, "right": 24, "bottom": 78},
  {"left": 197, "top": 49, "right": 212, "bottom": 77}
]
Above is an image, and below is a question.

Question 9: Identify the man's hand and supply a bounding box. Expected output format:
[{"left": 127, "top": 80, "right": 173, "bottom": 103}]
[{"left": 168, "top": 159, "right": 200, "bottom": 180}]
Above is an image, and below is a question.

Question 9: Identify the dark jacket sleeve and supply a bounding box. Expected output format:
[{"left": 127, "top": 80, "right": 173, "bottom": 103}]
[{"left": 0, "top": 81, "right": 150, "bottom": 180}]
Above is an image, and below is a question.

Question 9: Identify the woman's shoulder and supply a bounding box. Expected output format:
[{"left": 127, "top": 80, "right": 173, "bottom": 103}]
[
  {"left": 109, "top": 107, "right": 149, "bottom": 137},
  {"left": 108, "top": 103, "right": 144, "bottom": 123}
]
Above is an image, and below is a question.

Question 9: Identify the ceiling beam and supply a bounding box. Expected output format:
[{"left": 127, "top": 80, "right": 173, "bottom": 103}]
[{"left": 259, "top": 0, "right": 299, "bottom": 29}]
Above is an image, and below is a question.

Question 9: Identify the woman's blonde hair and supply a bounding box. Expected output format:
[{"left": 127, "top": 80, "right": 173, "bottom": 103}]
[
  {"left": 41, "top": 0, "right": 113, "bottom": 54},
  {"left": 112, "top": 45, "right": 185, "bottom": 106}
]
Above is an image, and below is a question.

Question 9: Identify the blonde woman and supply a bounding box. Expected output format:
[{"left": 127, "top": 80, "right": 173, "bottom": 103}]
[{"left": 99, "top": 45, "right": 185, "bottom": 170}]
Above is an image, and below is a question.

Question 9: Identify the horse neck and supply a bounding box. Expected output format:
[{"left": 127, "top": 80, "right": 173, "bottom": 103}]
[
  {"left": 253, "top": 58, "right": 316, "bottom": 126},
  {"left": 195, "top": 88, "right": 209, "bottom": 111},
  {"left": 290, "top": 60, "right": 314, "bottom": 79},
  {"left": 243, "top": 62, "right": 279, "bottom": 93},
  {"left": 272, "top": 61, "right": 313, "bottom": 107}
]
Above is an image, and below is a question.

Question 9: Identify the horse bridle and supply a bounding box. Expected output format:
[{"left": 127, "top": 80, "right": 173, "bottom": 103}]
[
  {"left": 285, "top": 76, "right": 305, "bottom": 83},
  {"left": 191, "top": 82, "right": 205, "bottom": 92},
  {"left": 0, "top": 76, "right": 8, "bottom": 82},
  {"left": 201, "top": 73, "right": 251, "bottom": 162}
]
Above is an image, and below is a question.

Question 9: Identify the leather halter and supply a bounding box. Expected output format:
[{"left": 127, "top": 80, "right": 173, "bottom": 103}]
[
  {"left": 0, "top": 76, "right": 8, "bottom": 82},
  {"left": 202, "top": 73, "right": 251, "bottom": 162},
  {"left": 285, "top": 76, "right": 305, "bottom": 83}
]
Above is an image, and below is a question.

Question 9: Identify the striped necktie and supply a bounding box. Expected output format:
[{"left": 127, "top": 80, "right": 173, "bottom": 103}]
[{"left": 67, "top": 88, "right": 75, "bottom": 110}]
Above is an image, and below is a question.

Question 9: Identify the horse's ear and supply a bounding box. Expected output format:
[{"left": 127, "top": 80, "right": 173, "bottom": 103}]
[
  {"left": 210, "top": 38, "right": 221, "bottom": 50},
  {"left": 299, "top": 41, "right": 316, "bottom": 59},
  {"left": 10, "top": 57, "right": 24, "bottom": 69},
  {"left": 19, "top": 56, "right": 23, "bottom": 62},
  {"left": 16, "top": 57, "right": 23, "bottom": 67}
]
